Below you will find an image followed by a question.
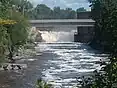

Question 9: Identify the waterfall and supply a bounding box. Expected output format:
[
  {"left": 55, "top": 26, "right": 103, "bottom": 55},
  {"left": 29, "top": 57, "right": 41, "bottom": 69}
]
[{"left": 40, "top": 30, "right": 76, "bottom": 43}]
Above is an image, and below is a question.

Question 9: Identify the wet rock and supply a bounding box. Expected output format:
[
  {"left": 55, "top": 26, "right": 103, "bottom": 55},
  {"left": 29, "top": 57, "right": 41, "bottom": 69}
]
[
  {"left": 3, "top": 65, "right": 8, "bottom": 70},
  {"left": 16, "top": 65, "right": 22, "bottom": 69},
  {"left": 29, "top": 27, "right": 42, "bottom": 42},
  {"left": 8, "top": 59, "right": 15, "bottom": 63},
  {"left": 1, "top": 63, "right": 27, "bottom": 71},
  {"left": 95, "top": 59, "right": 107, "bottom": 66},
  {"left": 11, "top": 64, "right": 16, "bottom": 70}
]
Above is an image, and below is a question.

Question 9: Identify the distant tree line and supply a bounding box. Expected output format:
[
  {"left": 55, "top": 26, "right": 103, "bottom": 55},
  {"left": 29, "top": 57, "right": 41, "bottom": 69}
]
[
  {"left": 30, "top": 5, "right": 87, "bottom": 19},
  {"left": 14, "top": 0, "right": 87, "bottom": 19}
]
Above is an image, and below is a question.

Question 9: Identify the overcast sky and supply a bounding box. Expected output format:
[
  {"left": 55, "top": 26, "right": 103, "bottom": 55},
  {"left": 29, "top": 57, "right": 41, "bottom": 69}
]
[{"left": 29, "top": 0, "right": 91, "bottom": 10}]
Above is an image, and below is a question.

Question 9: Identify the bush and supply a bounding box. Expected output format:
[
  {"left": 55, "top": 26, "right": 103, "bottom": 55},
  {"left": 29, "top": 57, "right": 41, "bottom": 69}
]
[{"left": 36, "top": 79, "right": 53, "bottom": 88}]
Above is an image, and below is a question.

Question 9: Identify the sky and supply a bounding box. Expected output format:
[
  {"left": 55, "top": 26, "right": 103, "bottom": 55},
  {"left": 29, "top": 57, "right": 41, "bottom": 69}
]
[{"left": 29, "top": 0, "right": 91, "bottom": 10}]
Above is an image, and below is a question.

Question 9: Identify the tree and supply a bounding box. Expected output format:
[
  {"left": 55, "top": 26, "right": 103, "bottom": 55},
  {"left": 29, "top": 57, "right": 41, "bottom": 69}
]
[
  {"left": 88, "top": 0, "right": 117, "bottom": 87},
  {"left": 89, "top": 0, "right": 117, "bottom": 53},
  {"left": 65, "top": 8, "right": 76, "bottom": 19},
  {"left": 34, "top": 4, "right": 52, "bottom": 19},
  {"left": 0, "top": 0, "right": 29, "bottom": 62},
  {"left": 11, "top": 0, "right": 33, "bottom": 18},
  {"left": 76, "top": 7, "right": 87, "bottom": 12},
  {"left": 0, "top": 20, "right": 16, "bottom": 61},
  {"left": 0, "top": 0, "right": 13, "bottom": 60},
  {"left": 29, "top": 5, "right": 78, "bottom": 19},
  {"left": 88, "top": 0, "right": 104, "bottom": 50},
  {"left": 53, "top": 7, "right": 61, "bottom": 19},
  {"left": 7, "top": 10, "right": 29, "bottom": 61},
  {"left": 53, "top": 7, "right": 77, "bottom": 19}
]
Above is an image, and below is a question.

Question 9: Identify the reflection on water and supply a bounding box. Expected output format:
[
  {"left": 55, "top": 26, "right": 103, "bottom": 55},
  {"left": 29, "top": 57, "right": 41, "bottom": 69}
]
[
  {"left": 37, "top": 43, "right": 107, "bottom": 88},
  {"left": 0, "top": 42, "right": 108, "bottom": 88},
  {"left": 0, "top": 31, "right": 108, "bottom": 88}
]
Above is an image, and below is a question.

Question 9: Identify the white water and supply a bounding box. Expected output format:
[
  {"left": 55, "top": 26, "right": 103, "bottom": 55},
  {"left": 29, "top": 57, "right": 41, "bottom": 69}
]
[
  {"left": 34, "top": 30, "right": 108, "bottom": 88},
  {"left": 0, "top": 29, "right": 108, "bottom": 88},
  {"left": 40, "top": 30, "right": 76, "bottom": 43},
  {"left": 36, "top": 42, "right": 107, "bottom": 88}
]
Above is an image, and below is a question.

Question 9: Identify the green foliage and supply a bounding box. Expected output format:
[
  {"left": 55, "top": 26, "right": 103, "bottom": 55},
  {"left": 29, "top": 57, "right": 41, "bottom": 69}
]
[
  {"left": 76, "top": 57, "right": 117, "bottom": 88},
  {"left": 0, "top": 26, "right": 8, "bottom": 60},
  {"left": 11, "top": 0, "right": 33, "bottom": 17},
  {"left": 28, "top": 4, "right": 87, "bottom": 19},
  {"left": 7, "top": 10, "right": 29, "bottom": 60},
  {"left": 0, "top": 0, "right": 87, "bottom": 20},
  {"left": 0, "top": 0, "right": 11, "bottom": 60},
  {"left": 31, "top": 4, "right": 77, "bottom": 19},
  {"left": 9, "top": 10, "right": 29, "bottom": 46},
  {"left": 77, "top": 7, "right": 87, "bottom": 12},
  {"left": 34, "top": 4, "right": 52, "bottom": 19},
  {"left": 36, "top": 79, "right": 53, "bottom": 88},
  {"left": 0, "top": 0, "right": 29, "bottom": 61},
  {"left": 89, "top": 0, "right": 117, "bottom": 53},
  {"left": 0, "top": 0, "right": 11, "bottom": 18},
  {"left": 88, "top": 57, "right": 117, "bottom": 88},
  {"left": 87, "top": 0, "right": 117, "bottom": 88},
  {"left": 76, "top": 76, "right": 93, "bottom": 88}
]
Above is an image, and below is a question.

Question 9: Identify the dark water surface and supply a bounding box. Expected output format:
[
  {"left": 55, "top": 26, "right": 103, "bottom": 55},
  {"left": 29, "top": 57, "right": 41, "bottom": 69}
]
[{"left": 0, "top": 42, "right": 107, "bottom": 88}]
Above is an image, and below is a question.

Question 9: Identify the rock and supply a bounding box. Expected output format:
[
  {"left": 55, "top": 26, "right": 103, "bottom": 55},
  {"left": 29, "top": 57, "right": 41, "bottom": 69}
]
[
  {"left": 11, "top": 64, "right": 16, "bottom": 70},
  {"left": 8, "top": 59, "right": 15, "bottom": 63},
  {"left": 0, "top": 63, "right": 27, "bottom": 71},
  {"left": 16, "top": 65, "right": 22, "bottom": 70},
  {"left": 3, "top": 65, "right": 8, "bottom": 70},
  {"left": 29, "top": 27, "right": 43, "bottom": 42}
]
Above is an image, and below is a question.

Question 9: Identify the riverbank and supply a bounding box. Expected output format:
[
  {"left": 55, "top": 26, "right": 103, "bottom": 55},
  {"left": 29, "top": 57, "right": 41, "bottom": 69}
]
[
  {"left": 0, "top": 42, "right": 108, "bottom": 88},
  {"left": 88, "top": 40, "right": 110, "bottom": 54},
  {"left": 0, "top": 43, "right": 41, "bottom": 71}
]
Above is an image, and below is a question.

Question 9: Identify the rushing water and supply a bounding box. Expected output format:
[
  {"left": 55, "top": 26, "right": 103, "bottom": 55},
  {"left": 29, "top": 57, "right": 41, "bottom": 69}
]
[{"left": 0, "top": 31, "right": 107, "bottom": 88}]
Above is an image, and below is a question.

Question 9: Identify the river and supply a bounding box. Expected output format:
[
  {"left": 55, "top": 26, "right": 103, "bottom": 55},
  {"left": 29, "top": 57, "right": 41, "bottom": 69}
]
[{"left": 0, "top": 31, "right": 107, "bottom": 88}]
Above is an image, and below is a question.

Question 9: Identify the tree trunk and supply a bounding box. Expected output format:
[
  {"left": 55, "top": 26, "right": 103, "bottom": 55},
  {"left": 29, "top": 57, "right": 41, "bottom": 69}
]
[{"left": 8, "top": 45, "right": 15, "bottom": 63}]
